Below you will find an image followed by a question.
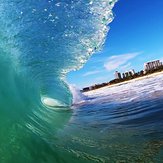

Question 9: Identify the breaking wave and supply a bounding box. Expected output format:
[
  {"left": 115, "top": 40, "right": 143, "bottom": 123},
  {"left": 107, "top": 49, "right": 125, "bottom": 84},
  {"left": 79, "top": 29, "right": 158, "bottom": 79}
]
[
  {"left": 0, "top": 0, "right": 117, "bottom": 162},
  {"left": 0, "top": 0, "right": 116, "bottom": 106}
]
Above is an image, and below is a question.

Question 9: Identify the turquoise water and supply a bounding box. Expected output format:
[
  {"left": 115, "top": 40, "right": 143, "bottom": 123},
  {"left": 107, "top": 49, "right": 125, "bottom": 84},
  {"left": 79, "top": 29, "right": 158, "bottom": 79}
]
[
  {"left": 1, "top": 58, "right": 163, "bottom": 163},
  {"left": 0, "top": 0, "right": 118, "bottom": 162},
  {"left": 1, "top": 0, "right": 163, "bottom": 162},
  {"left": 0, "top": 0, "right": 116, "bottom": 106}
]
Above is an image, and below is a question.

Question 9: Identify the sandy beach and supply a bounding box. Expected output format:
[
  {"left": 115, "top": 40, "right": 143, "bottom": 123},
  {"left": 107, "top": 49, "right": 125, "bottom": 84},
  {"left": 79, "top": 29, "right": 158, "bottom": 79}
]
[{"left": 87, "top": 71, "right": 163, "bottom": 92}]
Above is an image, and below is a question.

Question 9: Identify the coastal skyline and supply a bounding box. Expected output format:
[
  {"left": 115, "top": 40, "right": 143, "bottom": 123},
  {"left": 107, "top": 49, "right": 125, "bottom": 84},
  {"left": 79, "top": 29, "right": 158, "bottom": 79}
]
[
  {"left": 83, "top": 59, "right": 163, "bottom": 92},
  {"left": 66, "top": 0, "right": 163, "bottom": 89}
]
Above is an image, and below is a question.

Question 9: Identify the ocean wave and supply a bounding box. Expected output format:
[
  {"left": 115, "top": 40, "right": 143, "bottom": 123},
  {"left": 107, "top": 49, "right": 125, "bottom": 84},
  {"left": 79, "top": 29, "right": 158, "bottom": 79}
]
[
  {"left": 0, "top": 1, "right": 117, "bottom": 162},
  {"left": 0, "top": 0, "right": 117, "bottom": 106}
]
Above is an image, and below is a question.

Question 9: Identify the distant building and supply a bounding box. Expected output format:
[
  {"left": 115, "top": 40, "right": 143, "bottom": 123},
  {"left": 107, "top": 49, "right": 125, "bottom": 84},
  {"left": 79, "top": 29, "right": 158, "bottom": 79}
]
[
  {"left": 124, "top": 71, "right": 129, "bottom": 77},
  {"left": 82, "top": 87, "right": 90, "bottom": 92},
  {"left": 114, "top": 71, "right": 121, "bottom": 79},
  {"left": 130, "top": 69, "right": 135, "bottom": 75},
  {"left": 89, "top": 86, "right": 94, "bottom": 90},
  {"left": 128, "top": 71, "right": 132, "bottom": 76},
  {"left": 144, "top": 60, "right": 162, "bottom": 73},
  {"left": 123, "top": 69, "right": 135, "bottom": 78}
]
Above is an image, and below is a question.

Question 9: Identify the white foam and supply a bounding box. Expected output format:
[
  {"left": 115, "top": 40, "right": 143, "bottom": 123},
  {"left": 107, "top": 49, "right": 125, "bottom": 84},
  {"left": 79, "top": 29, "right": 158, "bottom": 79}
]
[
  {"left": 68, "top": 84, "right": 87, "bottom": 104},
  {"left": 83, "top": 74, "right": 163, "bottom": 104},
  {"left": 41, "top": 97, "right": 67, "bottom": 109},
  {"left": 43, "top": 98, "right": 58, "bottom": 106}
]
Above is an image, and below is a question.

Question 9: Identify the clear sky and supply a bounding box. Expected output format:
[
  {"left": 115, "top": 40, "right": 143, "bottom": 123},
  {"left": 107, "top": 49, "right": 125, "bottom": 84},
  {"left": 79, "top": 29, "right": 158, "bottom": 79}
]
[{"left": 66, "top": 0, "right": 163, "bottom": 89}]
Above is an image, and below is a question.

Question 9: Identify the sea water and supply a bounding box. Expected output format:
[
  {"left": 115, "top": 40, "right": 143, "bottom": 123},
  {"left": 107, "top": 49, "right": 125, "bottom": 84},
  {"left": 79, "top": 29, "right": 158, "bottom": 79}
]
[
  {"left": 71, "top": 75, "right": 163, "bottom": 162},
  {"left": 0, "top": 0, "right": 163, "bottom": 162}
]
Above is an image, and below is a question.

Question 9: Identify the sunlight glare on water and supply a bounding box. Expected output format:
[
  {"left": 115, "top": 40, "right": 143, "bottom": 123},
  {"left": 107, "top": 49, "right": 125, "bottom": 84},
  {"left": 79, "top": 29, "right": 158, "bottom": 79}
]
[{"left": 42, "top": 97, "right": 65, "bottom": 107}]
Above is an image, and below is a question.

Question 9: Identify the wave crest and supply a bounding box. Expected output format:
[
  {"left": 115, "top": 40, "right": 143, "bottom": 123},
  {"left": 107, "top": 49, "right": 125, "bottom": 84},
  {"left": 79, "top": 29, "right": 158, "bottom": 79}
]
[{"left": 0, "top": 0, "right": 117, "bottom": 105}]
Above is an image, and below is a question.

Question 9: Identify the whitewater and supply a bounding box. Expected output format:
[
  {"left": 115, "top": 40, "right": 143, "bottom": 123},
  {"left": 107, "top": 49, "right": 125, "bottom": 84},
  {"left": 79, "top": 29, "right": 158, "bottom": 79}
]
[{"left": 0, "top": 0, "right": 163, "bottom": 162}]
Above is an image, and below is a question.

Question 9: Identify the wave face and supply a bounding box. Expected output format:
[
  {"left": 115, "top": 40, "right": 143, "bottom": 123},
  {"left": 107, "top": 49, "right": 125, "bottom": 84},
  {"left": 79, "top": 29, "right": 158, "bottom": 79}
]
[
  {"left": 0, "top": 0, "right": 116, "bottom": 106},
  {"left": 0, "top": 0, "right": 117, "bottom": 162}
]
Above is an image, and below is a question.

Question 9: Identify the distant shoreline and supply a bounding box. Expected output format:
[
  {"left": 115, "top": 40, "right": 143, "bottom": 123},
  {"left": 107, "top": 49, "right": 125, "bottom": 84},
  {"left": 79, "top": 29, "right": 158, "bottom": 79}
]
[{"left": 83, "top": 71, "right": 163, "bottom": 92}]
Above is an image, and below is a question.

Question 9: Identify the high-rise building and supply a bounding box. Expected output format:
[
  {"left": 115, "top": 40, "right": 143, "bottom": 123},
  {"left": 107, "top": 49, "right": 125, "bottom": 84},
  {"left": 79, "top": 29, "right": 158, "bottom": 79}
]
[
  {"left": 114, "top": 71, "right": 121, "bottom": 79},
  {"left": 124, "top": 71, "right": 129, "bottom": 77},
  {"left": 122, "top": 69, "right": 135, "bottom": 78},
  {"left": 128, "top": 71, "right": 132, "bottom": 76},
  {"left": 144, "top": 60, "right": 162, "bottom": 73},
  {"left": 130, "top": 69, "right": 135, "bottom": 75}
]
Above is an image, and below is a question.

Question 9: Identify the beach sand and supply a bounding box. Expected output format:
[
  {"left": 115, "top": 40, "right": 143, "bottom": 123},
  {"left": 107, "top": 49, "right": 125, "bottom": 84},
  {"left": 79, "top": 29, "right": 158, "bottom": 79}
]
[{"left": 87, "top": 71, "right": 163, "bottom": 92}]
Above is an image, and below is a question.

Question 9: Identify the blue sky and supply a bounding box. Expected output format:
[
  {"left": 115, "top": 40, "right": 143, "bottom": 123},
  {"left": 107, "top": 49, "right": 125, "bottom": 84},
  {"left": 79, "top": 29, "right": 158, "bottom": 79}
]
[{"left": 66, "top": 0, "right": 163, "bottom": 89}]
